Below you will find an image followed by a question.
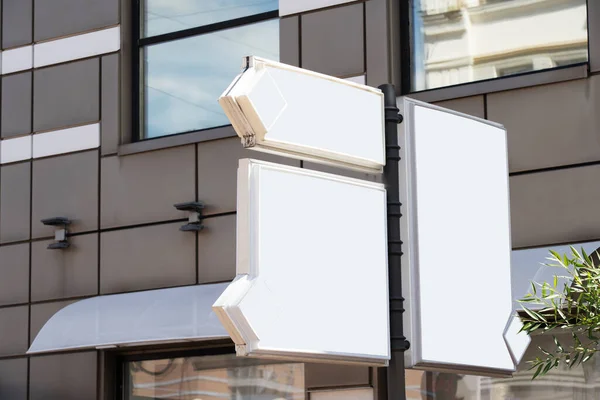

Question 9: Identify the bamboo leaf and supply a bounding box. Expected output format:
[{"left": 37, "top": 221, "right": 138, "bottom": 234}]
[
  {"left": 554, "top": 337, "right": 564, "bottom": 353},
  {"left": 532, "top": 364, "right": 544, "bottom": 380}
]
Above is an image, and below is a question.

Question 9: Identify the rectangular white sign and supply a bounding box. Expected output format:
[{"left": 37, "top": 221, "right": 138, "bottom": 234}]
[{"left": 399, "top": 98, "right": 523, "bottom": 376}]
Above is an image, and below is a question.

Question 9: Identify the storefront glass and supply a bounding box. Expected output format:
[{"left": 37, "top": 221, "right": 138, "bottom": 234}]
[{"left": 124, "top": 354, "right": 304, "bottom": 400}]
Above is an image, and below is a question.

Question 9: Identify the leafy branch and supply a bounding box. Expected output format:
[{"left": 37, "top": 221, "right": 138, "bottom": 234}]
[{"left": 518, "top": 246, "right": 600, "bottom": 379}]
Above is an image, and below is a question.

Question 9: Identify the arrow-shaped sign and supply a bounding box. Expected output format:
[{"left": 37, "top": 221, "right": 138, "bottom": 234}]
[
  {"left": 213, "top": 159, "right": 390, "bottom": 365},
  {"left": 219, "top": 56, "right": 385, "bottom": 172}
]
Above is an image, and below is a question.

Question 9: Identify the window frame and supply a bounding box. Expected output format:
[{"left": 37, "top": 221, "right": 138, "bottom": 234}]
[
  {"left": 400, "top": 0, "right": 592, "bottom": 100},
  {"left": 131, "top": 0, "right": 279, "bottom": 142}
]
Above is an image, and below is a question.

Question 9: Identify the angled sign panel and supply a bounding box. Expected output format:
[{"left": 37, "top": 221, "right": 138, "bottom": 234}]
[
  {"left": 213, "top": 159, "right": 390, "bottom": 365},
  {"left": 219, "top": 56, "right": 385, "bottom": 172},
  {"left": 399, "top": 98, "right": 529, "bottom": 376}
]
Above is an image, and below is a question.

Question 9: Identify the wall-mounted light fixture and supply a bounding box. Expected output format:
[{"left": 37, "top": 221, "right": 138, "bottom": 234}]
[
  {"left": 41, "top": 217, "right": 71, "bottom": 249},
  {"left": 174, "top": 202, "right": 205, "bottom": 232}
]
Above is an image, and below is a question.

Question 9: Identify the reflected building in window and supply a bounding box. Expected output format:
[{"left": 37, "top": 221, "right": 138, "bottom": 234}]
[
  {"left": 126, "top": 354, "right": 305, "bottom": 400},
  {"left": 412, "top": 0, "right": 588, "bottom": 91}
]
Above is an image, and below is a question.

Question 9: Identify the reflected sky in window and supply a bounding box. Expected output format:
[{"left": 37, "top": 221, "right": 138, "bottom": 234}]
[
  {"left": 143, "top": 19, "right": 279, "bottom": 139},
  {"left": 511, "top": 241, "right": 600, "bottom": 309},
  {"left": 143, "top": 0, "right": 278, "bottom": 37}
]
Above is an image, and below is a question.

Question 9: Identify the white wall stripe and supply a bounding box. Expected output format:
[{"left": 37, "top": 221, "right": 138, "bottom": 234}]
[
  {"left": 34, "top": 26, "right": 120, "bottom": 68},
  {"left": 1, "top": 135, "right": 32, "bottom": 164},
  {"left": 280, "top": 0, "right": 356, "bottom": 16},
  {"left": 32, "top": 123, "right": 100, "bottom": 158},
  {"left": 345, "top": 74, "right": 366, "bottom": 85},
  {"left": 2, "top": 45, "right": 33, "bottom": 74}
]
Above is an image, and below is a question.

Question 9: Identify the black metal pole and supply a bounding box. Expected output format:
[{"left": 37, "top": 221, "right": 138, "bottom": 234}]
[{"left": 379, "top": 84, "right": 410, "bottom": 400}]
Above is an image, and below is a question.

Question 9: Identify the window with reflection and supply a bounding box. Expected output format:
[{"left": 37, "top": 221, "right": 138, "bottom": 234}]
[
  {"left": 410, "top": 0, "right": 588, "bottom": 91},
  {"left": 124, "top": 354, "right": 304, "bottom": 400},
  {"left": 136, "top": 1, "right": 279, "bottom": 139}
]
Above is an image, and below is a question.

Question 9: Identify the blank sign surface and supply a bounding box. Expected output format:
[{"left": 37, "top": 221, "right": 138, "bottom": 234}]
[
  {"left": 400, "top": 99, "right": 517, "bottom": 375},
  {"left": 214, "top": 159, "right": 389, "bottom": 365},
  {"left": 219, "top": 56, "right": 385, "bottom": 171}
]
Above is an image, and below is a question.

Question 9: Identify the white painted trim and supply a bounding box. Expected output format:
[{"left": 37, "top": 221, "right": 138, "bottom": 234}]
[
  {"left": 32, "top": 123, "right": 100, "bottom": 158},
  {"left": 1, "top": 135, "right": 32, "bottom": 164},
  {"left": 2, "top": 46, "right": 33, "bottom": 74},
  {"left": 279, "top": 0, "right": 356, "bottom": 16},
  {"left": 34, "top": 26, "right": 120, "bottom": 68}
]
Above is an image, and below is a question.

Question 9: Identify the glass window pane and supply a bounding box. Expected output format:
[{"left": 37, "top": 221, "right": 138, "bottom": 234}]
[
  {"left": 411, "top": 0, "right": 588, "bottom": 92},
  {"left": 125, "top": 354, "right": 304, "bottom": 400},
  {"left": 143, "top": 0, "right": 278, "bottom": 37},
  {"left": 142, "top": 19, "right": 279, "bottom": 139}
]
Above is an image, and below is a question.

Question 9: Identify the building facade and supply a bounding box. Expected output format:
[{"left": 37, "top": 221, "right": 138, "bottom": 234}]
[{"left": 0, "top": 0, "right": 599, "bottom": 399}]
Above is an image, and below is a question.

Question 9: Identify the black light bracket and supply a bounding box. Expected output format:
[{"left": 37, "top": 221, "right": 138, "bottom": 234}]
[
  {"left": 41, "top": 217, "right": 71, "bottom": 250},
  {"left": 174, "top": 202, "right": 205, "bottom": 232}
]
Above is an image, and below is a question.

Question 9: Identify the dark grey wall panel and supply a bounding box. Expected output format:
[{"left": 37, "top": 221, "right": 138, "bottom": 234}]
[
  {"left": 510, "top": 165, "right": 600, "bottom": 248},
  {"left": 0, "top": 358, "right": 27, "bottom": 400},
  {"left": 198, "top": 214, "right": 235, "bottom": 284},
  {"left": 0, "top": 306, "right": 28, "bottom": 356},
  {"left": 301, "top": 3, "right": 364, "bottom": 77},
  {"left": 434, "top": 96, "right": 485, "bottom": 120},
  {"left": 30, "top": 300, "right": 74, "bottom": 344},
  {"left": 366, "top": 0, "right": 389, "bottom": 87},
  {"left": 280, "top": 16, "right": 300, "bottom": 67},
  {"left": 2, "top": 72, "right": 32, "bottom": 138},
  {"left": 31, "top": 234, "right": 98, "bottom": 302},
  {"left": 101, "top": 54, "right": 120, "bottom": 155},
  {"left": 488, "top": 77, "right": 600, "bottom": 173},
  {"left": 30, "top": 352, "right": 97, "bottom": 400},
  {"left": 3, "top": 0, "right": 33, "bottom": 48},
  {"left": 101, "top": 145, "right": 195, "bottom": 228},
  {"left": 100, "top": 223, "right": 196, "bottom": 294},
  {"left": 197, "top": 138, "right": 300, "bottom": 216},
  {"left": 305, "top": 363, "right": 369, "bottom": 389},
  {"left": 0, "top": 244, "right": 29, "bottom": 306},
  {"left": 32, "top": 150, "right": 99, "bottom": 238},
  {"left": 34, "top": 0, "right": 119, "bottom": 41},
  {"left": 33, "top": 58, "right": 99, "bottom": 132},
  {"left": 0, "top": 162, "right": 31, "bottom": 243}
]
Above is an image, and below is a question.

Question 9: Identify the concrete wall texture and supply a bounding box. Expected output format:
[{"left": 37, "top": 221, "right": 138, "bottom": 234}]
[{"left": 0, "top": 0, "right": 597, "bottom": 398}]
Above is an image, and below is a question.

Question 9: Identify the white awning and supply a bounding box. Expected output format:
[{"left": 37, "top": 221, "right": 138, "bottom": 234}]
[{"left": 28, "top": 283, "right": 230, "bottom": 354}]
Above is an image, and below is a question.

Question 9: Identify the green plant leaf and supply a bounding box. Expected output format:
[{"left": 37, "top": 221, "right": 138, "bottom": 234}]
[{"left": 532, "top": 364, "right": 544, "bottom": 380}]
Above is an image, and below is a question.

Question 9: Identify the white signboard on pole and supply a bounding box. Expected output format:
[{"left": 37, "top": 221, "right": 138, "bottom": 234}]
[
  {"left": 213, "top": 159, "right": 390, "bottom": 365},
  {"left": 399, "top": 98, "right": 529, "bottom": 376},
  {"left": 219, "top": 56, "right": 385, "bottom": 172}
]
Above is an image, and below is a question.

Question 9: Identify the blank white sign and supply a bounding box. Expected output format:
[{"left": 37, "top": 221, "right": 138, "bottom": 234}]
[
  {"left": 219, "top": 56, "right": 385, "bottom": 172},
  {"left": 400, "top": 98, "right": 518, "bottom": 376},
  {"left": 213, "top": 159, "right": 390, "bottom": 365}
]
